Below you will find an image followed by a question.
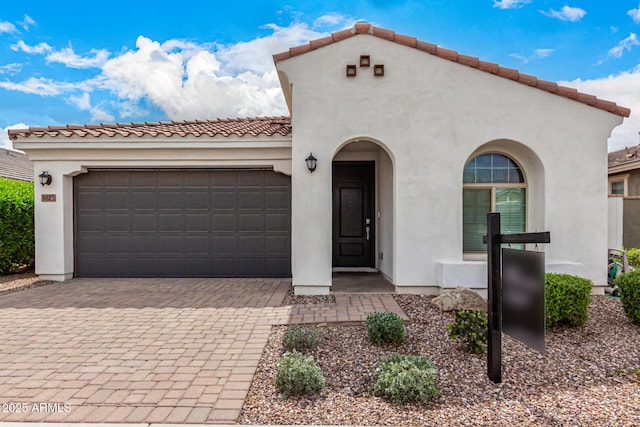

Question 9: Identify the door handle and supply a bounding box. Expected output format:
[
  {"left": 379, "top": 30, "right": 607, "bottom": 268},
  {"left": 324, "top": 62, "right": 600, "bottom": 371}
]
[{"left": 366, "top": 226, "right": 370, "bottom": 240}]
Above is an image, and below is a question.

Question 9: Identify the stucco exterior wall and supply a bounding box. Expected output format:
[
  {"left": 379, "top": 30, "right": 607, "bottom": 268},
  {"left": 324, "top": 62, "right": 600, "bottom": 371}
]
[{"left": 278, "top": 34, "right": 623, "bottom": 293}]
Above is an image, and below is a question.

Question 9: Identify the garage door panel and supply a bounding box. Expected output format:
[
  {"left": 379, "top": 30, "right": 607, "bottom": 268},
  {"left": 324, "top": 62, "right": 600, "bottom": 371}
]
[
  {"left": 211, "top": 192, "right": 236, "bottom": 209},
  {"left": 239, "top": 214, "right": 263, "bottom": 231},
  {"left": 159, "top": 192, "right": 182, "bottom": 209},
  {"left": 77, "top": 214, "right": 103, "bottom": 232},
  {"left": 239, "top": 236, "right": 264, "bottom": 254},
  {"left": 105, "top": 214, "right": 130, "bottom": 232},
  {"left": 132, "top": 172, "right": 155, "bottom": 187},
  {"left": 106, "top": 173, "right": 129, "bottom": 187},
  {"left": 131, "top": 214, "right": 156, "bottom": 232},
  {"left": 184, "top": 236, "right": 209, "bottom": 253},
  {"left": 75, "top": 169, "right": 291, "bottom": 278},
  {"left": 185, "top": 214, "right": 209, "bottom": 232},
  {"left": 238, "top": 171, "right": 263, "bottom": 187},
  {"left": 158, "top": 214, "right": 182, "bottom": 231},
  {"left": 186, "top": 192, "right": 208, "bottom": 209},
  {"left": 239, "top": 191, "right": 263, "bottom": 209},
  {"left": 212, "top": 236, "right": 235, "bottom": 253}
]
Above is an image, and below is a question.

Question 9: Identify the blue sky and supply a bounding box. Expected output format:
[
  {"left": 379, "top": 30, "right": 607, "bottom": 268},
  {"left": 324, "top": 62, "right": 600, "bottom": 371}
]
[{"left": 2, "top": 0, "right": 640, "bottom": 151}]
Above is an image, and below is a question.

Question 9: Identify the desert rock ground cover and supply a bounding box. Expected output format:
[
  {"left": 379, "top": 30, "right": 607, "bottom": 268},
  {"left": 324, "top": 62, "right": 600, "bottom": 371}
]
[{"left": 240, "top": 294, "right": 640, "bottom": 426}]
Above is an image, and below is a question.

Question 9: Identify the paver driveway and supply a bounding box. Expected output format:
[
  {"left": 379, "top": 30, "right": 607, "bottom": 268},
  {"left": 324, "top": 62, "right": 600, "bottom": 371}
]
[
  {"left": 0, "top": 278, "right": 292, "bottom": 424},
  {"left": 0, "top": 277, "right": 408, "bottom": 424}
]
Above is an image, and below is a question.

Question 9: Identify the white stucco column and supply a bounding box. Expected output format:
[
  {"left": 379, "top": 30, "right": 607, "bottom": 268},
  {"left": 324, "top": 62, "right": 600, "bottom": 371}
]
[
  {"left": 33, "top": 163, "right": 79, "bottom": 281},
  {"left": 291, "top": 147, "right": 332, "bottom": 295}
]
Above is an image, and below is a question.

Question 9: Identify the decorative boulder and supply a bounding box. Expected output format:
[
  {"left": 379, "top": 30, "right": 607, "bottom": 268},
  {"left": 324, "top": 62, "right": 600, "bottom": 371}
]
[{"left": 432, "top": 287, "right": 486, "bottom": 312}]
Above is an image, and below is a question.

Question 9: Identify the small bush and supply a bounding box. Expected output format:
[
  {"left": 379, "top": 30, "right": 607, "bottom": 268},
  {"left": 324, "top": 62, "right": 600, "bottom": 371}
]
[
  {"left": 626, "top": 248, "right": 640, "bottom": 269},
  {"left": 545, "top": 273, "right": 592, "bottom": 327},
  {"left": 0, "top": 178, "right": 34, "bottom": 274},
  {"left": 446, "top": 309, "right": 488, "bottom": 354},
  {"left": 373, "top": 353, "right": 438, "bottom": 404},
  {"left": 283, "top": 325, "right": 321, "bottom": 353},
  {"left": 275, "top": 350, "right": 325, "bottom": 397},
  {"left": 366, "top": 312, "right": 405, "bottom": 344},
  {"left": 615, "top": 269, "right": 640, "bottom": 324}
]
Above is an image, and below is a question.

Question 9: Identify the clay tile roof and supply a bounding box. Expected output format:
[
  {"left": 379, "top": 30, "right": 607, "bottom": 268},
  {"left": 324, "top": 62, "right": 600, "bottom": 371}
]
[
  {"left": 0, "top": 148, "right": 34, "bottom": 182},
  {"left": 8, "top": 117, "right": 292, "bottom": 140},
  {"left": 274, "top": 23, "right": 631, "bottom": 118},
  {"left": 608, "top": 144, "right": 640, "bottom": 168}
]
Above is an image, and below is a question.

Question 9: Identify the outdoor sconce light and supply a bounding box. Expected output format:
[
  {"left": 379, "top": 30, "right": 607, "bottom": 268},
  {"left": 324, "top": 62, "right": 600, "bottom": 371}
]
[
  {"left": 38, "top": 171, "right": 52, "bottom": 186},
  {"left": 346, "top": 64, "right": 357, "bottom": 77},
  {"left": 305, "top": 153, "right": 317, "bottom": 173}
]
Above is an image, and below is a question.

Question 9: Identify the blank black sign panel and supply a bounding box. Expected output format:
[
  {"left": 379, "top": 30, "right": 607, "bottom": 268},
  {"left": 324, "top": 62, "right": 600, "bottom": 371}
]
[{"left": 502, "top": 248, "right": 545, "bottom": 353}]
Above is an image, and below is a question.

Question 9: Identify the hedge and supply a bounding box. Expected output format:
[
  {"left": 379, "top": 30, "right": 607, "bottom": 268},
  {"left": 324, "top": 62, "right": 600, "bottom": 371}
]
[{"left": 0, "top": 178, "right": 34, "bottom": 274}]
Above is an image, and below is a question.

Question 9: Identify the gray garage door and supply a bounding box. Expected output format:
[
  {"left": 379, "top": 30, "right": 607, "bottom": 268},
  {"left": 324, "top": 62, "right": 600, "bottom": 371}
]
[{"left": 74, "top": 169, "right": 291, "bottom": 278}]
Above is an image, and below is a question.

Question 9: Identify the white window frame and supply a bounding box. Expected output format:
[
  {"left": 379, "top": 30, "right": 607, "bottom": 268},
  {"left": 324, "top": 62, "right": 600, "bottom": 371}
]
[
  {"left": 463, "top": 152, "right": 527, "bottom": 260},
  {"left": 608, "top": 174, "right": 629, "bottom": 197}
]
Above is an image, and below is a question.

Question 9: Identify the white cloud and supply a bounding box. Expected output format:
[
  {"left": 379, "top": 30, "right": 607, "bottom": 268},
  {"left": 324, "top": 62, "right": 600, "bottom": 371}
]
[
  {"left": 0, "top": 21, "right": 17, "bottom": 34},
  {"left": 20, "top": 14, "right": 36, "bottom": 30},
  {"left": 560, "top": 68, "right": 640, "bottom": 151},
  {"left": 46, "top": 47, "right": 110, "bottom": 69},
  {"left": 628, "top": 5, "right": 640, "bottom": 23},
  {"left": 69, "top": 92, "right": 91, "bottom": 110},
  {"left": 0, "top": 20, "right": 344, "bottom": 122},
  {"left": 216, "top": 22, "right": 330, "bottom": 74},
  {"left": 97, "top": 35, "right": 290, "bottom": 120},
  {"left": 11, "top": 41, "right": 109, "bottom": 68},
  {"left": 0, "top": 63, "right": 22, "bottom": 75},
  {"left": 313, "top": 13, "right": 348, "bottom": 28},
  {"left": 0, "top": 77, "right": 78, "bottom": 96},
  {"left": 541, "top": 5, "right": 586, "bottom": 22},
  {"left": 11, "top": 40, "right": 52, "bottom": 54},
  {"left": 1, "top": 123, "right": 28, "bottom": 150},
  {"left": 509, "top": 48, "right": 554, "bottom": 64},
  {"left": 608, "top": 33, "right": 640, "bottom": 58},
  {"left": 90, "top": 106, "right": 115, "bottom": 122},
  {"left": 493, "top": 0, "right": 531, "bottom": 9}
]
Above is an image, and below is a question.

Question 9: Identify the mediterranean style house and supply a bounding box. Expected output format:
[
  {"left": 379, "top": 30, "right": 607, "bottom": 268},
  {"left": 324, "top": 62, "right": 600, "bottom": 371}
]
[{"left": 10, "top": 23, "right": 630, "bottom": 295}]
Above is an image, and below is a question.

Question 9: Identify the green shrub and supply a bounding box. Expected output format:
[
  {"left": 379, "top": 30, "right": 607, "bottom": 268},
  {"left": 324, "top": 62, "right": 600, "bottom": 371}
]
[
  {"left": 366, "top": 312, "right": 405, "bottom": 344},
  {"left": 373, "top": 353, "right": 438, "bottom": 404},
  {"left": 615, "top": 269, "right": 640, "bottom": 324},
  {"left": 275, "top": 350, "right": 325, "bottom": 397},
  {"left": 545, "top": 273, "right": 592, "bottom": 327},
  {"left": 446, "top": 309, "right": 488, "bottom": 354},
  {"left": 283, "top": 325, "right": 321, "bottom": 353},
  {"left": 0, "top": 178, "right": 34, "bottom": 274},
  {"left": 626, "top": 248, "right": 640, "bottom": 269}
]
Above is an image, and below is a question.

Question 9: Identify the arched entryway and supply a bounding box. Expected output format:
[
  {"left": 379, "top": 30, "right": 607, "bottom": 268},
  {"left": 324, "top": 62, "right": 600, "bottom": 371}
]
[{"left": 332, "top": 139, "right": 395, "bottom": 285}]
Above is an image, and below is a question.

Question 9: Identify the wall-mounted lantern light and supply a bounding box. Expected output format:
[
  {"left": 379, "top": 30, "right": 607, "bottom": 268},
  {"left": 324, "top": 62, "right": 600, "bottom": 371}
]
[
  {"left": 305, "top": 153, "right": 317, "bottom": 173},
  {"left": 39, "top": 171, "right": 52, "bottom": 186}
]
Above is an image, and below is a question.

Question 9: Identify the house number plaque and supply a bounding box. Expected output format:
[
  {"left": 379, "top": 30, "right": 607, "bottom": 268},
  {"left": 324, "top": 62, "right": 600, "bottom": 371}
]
[{"left": 41, "top": 194, "right": 56, "bottom": 202}]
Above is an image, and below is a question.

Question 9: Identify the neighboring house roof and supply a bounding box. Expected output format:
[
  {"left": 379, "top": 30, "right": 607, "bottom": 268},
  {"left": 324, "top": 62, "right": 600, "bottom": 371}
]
[
  {"left": 608, "top": 144, "right": 640, "bottom": 174},
  {"left": 0, "top": 147, "right": 34, "bottom": 182},
  {"left": 274, "top": 22, "right": 631, "bottom": 118},
  {"left": 8, "top": 117, "right": 292, "bottom": 140}
]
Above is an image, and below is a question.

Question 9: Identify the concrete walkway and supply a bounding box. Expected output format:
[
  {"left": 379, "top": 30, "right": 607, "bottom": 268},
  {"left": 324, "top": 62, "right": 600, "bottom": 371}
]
[{"left": 0, "top": 278, "right": 407, "bottom": 424}]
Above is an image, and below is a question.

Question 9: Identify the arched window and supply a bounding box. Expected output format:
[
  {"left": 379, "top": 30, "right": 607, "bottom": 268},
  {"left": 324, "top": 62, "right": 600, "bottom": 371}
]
[{"left": 463, "top": 153, "right": 526, "bottom": 252}]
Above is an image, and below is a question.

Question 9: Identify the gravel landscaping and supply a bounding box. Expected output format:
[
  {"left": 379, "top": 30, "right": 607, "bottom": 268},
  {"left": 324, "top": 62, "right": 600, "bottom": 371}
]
[
  {"left": 240, "top": 294, "right": 640, "bottom": 426},
  {"left": 0, "top": 270, "right": 54, "bottom": 295}
]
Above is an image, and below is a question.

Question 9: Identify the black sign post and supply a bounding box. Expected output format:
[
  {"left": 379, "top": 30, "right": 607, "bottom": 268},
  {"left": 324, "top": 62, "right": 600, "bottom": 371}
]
[{"left": 485, "top": 213, "right": 550, "bottom": 384}]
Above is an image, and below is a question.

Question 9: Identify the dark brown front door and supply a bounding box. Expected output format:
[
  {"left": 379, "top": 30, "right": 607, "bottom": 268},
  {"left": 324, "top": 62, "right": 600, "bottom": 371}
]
[{"left": 332, "top": 161, "right": 375, "bottom": 268}]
